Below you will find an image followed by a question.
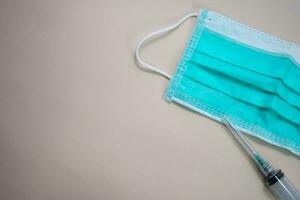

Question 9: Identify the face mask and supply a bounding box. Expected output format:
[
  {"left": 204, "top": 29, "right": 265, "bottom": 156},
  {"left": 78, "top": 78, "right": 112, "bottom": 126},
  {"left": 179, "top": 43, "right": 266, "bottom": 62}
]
[{"left": 135, "top": 9, "right": 300, "bottom": 156}]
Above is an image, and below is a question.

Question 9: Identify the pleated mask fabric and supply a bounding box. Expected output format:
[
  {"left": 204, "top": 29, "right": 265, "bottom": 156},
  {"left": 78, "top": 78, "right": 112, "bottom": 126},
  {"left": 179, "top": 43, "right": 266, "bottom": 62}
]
[{"left": 136, "top": 9, "right": 300, "bottom": 155}]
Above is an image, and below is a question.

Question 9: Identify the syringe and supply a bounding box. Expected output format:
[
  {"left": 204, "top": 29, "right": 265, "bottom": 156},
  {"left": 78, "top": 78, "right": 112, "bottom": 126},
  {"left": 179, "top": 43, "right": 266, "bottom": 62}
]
[{"left": 223, "top": 119, "right": 300, "bottom": 200}]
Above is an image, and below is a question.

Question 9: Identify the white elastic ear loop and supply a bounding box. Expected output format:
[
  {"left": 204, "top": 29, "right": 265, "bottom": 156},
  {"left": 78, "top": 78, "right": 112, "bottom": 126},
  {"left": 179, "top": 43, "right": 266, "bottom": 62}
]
[{"left": 135, "top": 12, "right": 198, "bottom": 80}]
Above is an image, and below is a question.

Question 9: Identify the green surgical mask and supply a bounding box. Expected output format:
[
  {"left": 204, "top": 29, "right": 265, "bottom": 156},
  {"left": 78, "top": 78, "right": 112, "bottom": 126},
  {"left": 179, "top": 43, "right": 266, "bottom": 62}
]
[{"left": 135, "top": 9, "right": 300, "bottom": 156}]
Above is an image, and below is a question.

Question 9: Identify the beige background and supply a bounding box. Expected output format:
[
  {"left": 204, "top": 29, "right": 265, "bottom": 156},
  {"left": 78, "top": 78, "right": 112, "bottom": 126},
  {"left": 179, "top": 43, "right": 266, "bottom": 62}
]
[{"left": 0, "top": 0, "right": 300, "bottom": 199}]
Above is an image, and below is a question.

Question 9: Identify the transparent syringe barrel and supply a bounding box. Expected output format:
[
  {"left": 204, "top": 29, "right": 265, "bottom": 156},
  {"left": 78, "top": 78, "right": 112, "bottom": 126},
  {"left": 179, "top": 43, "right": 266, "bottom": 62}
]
[{"left": 268, "top": 176, "right": 300, "bottom": 200}]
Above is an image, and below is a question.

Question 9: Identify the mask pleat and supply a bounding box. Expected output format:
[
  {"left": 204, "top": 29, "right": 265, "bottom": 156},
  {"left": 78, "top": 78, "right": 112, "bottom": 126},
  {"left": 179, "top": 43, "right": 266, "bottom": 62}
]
[
  {"left": 195, "top": 28, "right": 300, "bottom": 95},
  {"left": 183, "top": 63, "right": 300, "bottom": 126},
  {"left": 189, "top": 52, "right": 300, "bottom": 110},
  {"left": 175, "top": 76, "right": 300, "bottom": 143},
  {"left": 174, "top": 76, "right": 300, "bottom": 139}
]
